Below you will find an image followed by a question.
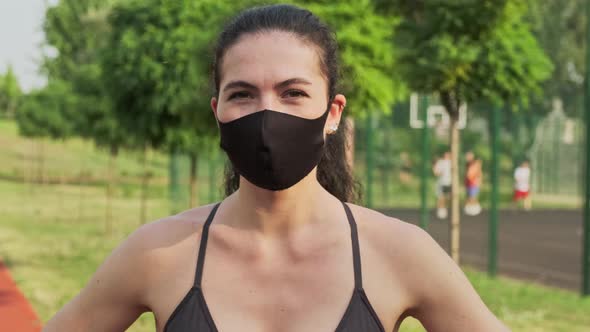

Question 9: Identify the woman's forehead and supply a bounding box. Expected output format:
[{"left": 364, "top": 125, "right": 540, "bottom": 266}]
[{"left": 219, "top": 31, "right": 324, "bottom": 88}]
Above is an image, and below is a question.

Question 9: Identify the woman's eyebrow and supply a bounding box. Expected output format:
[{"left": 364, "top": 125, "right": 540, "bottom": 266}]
[
  {"left": 223, "top": 78, "right": 311, "bottom": 92},
  {"left": 274, "top": 78, "right": 312, "bottom": 89},
  {"left": 223, "top": 80, "right": 258, "bottom": 92}
]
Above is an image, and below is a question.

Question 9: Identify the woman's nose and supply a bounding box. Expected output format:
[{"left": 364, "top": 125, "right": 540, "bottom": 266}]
[{"left": 258, "top": 94, "right": 279, "bottom": 112}]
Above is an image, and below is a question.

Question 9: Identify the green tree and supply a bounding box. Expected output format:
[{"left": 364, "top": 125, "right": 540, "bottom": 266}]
[
  {"left": 16, "top": 81, "right": 76, "bottom": 140},
  {"left": 528, "top": 0, "right": 585, "bottom": 116},
  {"left": 16, "top": 80, "right": 77, "bottom": 184},
  {"left": 104, "top": 0, "right": 242, "bottom": 216},
  {"left": 385, "top": 0, "right": 552, "bottom": 262},
  {"left": 0, "top": 65, "right": 22, "bottom": 117},
  {"left": 507, "top": 0, "right": 586, "bottom": 170},
  {"left": 43, "top": 0, "right": 128, "bottom": 232},
  {"left": 297, "top": 0, "right": 407, "bottom": 116},
  {"left": 44, "top": 1, "right": 127, "bottom": 151}
]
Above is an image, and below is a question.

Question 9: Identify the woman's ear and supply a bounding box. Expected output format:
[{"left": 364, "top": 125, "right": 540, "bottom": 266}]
[
  {"left": 211, "top": 97, "right": 218, "bottom": 118},
  {"left": 325, "top": 94, "right": 346, "bottom": 134},
  {"left": 211, "top": 97, "right": 220, "bottom": 128}
]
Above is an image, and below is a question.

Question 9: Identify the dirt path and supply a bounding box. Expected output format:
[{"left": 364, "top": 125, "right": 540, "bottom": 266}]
[{"left": 0, "top": 261, "right": 42, "bottom": 332}]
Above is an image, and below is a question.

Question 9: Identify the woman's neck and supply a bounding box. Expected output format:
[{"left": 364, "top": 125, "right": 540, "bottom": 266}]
[{"left": 224, "top": 169, "right": 336, "bottom": 237}]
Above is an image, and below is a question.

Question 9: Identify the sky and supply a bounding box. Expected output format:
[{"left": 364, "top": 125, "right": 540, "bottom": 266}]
[{"left": 0, "top": 0, "right": 56, "bottom": 92}]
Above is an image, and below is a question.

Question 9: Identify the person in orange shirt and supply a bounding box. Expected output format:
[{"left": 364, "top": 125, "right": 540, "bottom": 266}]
[{"left": 464, "top": 151, "right": 482, "bottom": 216}]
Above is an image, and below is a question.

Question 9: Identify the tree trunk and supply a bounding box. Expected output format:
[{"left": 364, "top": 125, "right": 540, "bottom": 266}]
[
  {"left": 140, "top": 147, "right": 150, "bottom": 225},
  {"left": 38, "top": 138, "right": 45, "bottom": 184},
  {"left": 105, "top": 144, "right": 118, "bottom": 235},
  {"left": 441, "top": 90, "right": 462, "bottom": 264},
  {"left": 189, "top": 154, "right": 198, "bottom": 208},
  {"left": 58, "top": 169, "right": 65, "bottom": 222},
  {"left": 169, "top": 150, "right": 181, "bottom": 214},
  {"left": 78, "top": 142, "right": 87, "bottom": 223},
  {"left": 56, "top": 141, "right": 66, "bottom": 223},
  {"left": 449, "top": 117, "right": 461, "bottom": 263},
  {"left": 28, "top": 139, "right": 34, "bottom": 194},
  {"left": 23, "top": 138, "right": 30, "bottom": 190},
  {"left": 509, "top": 107, "right": 519, "bottom": 170},
  {"left": 22, "top": 138, "right": 32, "bottom": 216}
]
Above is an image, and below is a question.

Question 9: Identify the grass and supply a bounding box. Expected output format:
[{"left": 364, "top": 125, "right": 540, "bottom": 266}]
[
  {"left": 1, "top": 118, "right": 589, "bottom": 331},
  {"left": 466, "top": 270, "right": 590, "bottom": 332},
  {"left": 0, "top": 119, "right": 166, "bottom": 183},
  {"left": 0, "top": 180, "right": 167, "bottom": 331},
  {"left": 398, "top": 268, "right": 590, "bottom": 332}
]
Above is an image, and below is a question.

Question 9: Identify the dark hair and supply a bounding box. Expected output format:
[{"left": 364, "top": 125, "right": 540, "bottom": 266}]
[{"left": 213, "top": 4, "right": 361, "bottom": 203}]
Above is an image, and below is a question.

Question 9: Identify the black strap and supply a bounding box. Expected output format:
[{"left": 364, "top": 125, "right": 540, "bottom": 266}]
[
  {"left": 342, "top": 202, "right": 363, "bottom": 290},
  {"left": 194, "top": 203, "right": 221, "bottom": 288}
]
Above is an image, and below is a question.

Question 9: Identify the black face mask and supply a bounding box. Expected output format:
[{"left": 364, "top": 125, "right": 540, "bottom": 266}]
[{"left": 219, "top": 108, "right": 330, "bottom": 191}]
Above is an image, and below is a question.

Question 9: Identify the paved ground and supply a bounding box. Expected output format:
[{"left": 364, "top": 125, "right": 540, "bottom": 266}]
[
  {"left": 0, "top": 261, "right": 41, "bottom": 332},
  {"left": 380, "top": 208, "right": 584, "bottom": 291}
]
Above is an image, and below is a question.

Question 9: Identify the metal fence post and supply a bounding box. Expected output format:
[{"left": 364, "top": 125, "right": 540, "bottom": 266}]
[
  {"left": 489, "top": 105, "right": 500, "bottom": 277},
  {"left": 420, "top": 95, "right": 430, "bottom": 229},
  {"left": 582, "top": 0, "right": 590, "bottom": 296}
]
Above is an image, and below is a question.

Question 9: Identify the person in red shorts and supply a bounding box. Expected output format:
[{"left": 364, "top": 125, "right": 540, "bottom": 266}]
[{"left": 513, "top": 160, "right": 532, "bottom": 210}]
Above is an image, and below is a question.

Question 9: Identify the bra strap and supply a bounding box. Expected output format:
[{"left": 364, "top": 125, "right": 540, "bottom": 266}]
[
  {"left": 194, "top": 203, "right": 221, "bottom": 288},
  {"left": 342, "top": 202, "right": 363, "bottom": 290}
]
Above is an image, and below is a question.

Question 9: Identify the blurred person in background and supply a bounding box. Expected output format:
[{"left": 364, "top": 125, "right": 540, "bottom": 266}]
[
  {"left": 464, "top": 151, "right": 482, "bottom": 216},
  {"left": 433, "top": 151, "right": 452, "bottom": 219},
  {"left": 398, "top": 151, "right": 413, "bottom": 185},
  {"left": 42, "top": 4, "right": 508, "bottom": 332},
  {"left": 514, "top": 160, "right": 532, "bottom": 211}
]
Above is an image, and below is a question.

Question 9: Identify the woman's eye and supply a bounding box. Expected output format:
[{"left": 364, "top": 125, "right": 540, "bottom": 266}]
[
  {"left": 228, "top": 91, "right": 252, "bottom": 100},
  {"left": 283, "top": 90, "right": 308, "bottom": 98}
]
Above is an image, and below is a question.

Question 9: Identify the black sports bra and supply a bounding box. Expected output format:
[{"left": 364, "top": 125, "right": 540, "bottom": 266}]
[{"left": 164, "top": 202, "right": 385, "bottom": 332}]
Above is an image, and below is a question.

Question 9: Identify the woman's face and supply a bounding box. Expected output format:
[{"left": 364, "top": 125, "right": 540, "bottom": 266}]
[{"left": 211, "top": 31, "right": 345, "bottom": 132}]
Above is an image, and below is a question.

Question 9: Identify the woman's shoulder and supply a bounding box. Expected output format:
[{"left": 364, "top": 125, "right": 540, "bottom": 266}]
[
  {"left": 344, "top": 203, "right": 480, "bottom": 310},
  {"left": 129, "top": 202, "right": 220, "bottom": 257},
  {"left": 97, "top": 203, "right": 219, "bottom": 306},
  {"left": 344, "top": 203, "right": 443, "bottom": 273},
  {"left": 140, "top": 203, "right": 219, "bottom": 237},
  {"left": 345, "top": 203, "right": 427, "bottom": 246},
  {"left": 114, "top": 203, "right": 220, "bottom": 281}
]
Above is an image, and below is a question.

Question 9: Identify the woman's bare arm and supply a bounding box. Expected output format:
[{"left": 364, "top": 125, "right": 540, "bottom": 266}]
[
  {"left": 42, "top": 226, "right": 155, "bottom": 332},
  {"left": 401, "top": 226, "right": 510, "bottom": 331}
]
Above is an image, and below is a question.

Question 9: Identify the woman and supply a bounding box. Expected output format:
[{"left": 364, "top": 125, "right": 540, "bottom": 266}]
[{"left": 43, "top": 5, "right": 508, "bottom": 332}]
